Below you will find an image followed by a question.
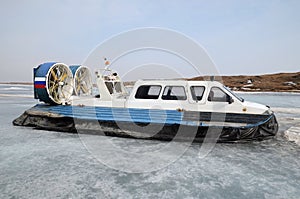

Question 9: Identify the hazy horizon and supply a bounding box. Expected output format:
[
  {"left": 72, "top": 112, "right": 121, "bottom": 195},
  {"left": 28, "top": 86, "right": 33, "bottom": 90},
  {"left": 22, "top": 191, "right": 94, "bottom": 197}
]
[{"left": 1, "top": 70, "right": 299, "bottom": 83}]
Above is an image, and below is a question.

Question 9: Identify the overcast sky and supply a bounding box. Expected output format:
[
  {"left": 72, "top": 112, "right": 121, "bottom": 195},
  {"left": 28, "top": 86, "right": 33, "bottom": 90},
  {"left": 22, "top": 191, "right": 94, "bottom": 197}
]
[{"left": 0, "top": 0, "right": 299, "bottom": 82}]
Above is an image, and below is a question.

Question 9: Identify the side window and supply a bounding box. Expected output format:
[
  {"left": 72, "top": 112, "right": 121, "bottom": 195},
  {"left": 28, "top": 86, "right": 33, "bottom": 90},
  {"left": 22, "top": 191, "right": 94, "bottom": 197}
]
[
  {"left": 162, "top": 86, "right": 187, "bottom": 100},
  {"left": 190, "top": 86, "right": 205, "bottom": 101},
  {"left": 105, "top": 82, "right": 113, "bottom": 94},
  {"left": 135, "top": 85, "right": 161, "bottom": 99},
  {"left": 208, "top": 87, "right": 230, "bottom": 102},
  {"left": 105, "top": 82, "right": 122, "bottom": 94}
]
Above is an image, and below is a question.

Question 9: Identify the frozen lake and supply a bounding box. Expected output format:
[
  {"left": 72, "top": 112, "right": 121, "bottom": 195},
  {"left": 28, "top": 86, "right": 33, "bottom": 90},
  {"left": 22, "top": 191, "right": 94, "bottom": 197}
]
[{"left": 0, "top": 85, "right": 299, "bottom": 198}]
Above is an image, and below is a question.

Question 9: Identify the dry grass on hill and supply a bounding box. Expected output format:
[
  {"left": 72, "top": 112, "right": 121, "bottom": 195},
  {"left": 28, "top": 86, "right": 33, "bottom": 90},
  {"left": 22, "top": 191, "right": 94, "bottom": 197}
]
[{"left": 189, "top": 72, "right": 300, "bottom": 92}]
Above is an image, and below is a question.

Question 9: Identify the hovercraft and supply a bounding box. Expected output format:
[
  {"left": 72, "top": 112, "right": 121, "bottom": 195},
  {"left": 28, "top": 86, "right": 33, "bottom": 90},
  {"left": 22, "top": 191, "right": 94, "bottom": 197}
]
[{"left": 13, "top": 62, "right": 278, "bottom": 142}]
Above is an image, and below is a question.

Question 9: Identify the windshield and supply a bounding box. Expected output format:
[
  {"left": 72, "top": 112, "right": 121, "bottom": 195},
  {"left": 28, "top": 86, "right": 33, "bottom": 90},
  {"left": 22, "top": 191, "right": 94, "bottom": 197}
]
[{"left": 223, "top": 86, "right": 244, "bottom": 102}]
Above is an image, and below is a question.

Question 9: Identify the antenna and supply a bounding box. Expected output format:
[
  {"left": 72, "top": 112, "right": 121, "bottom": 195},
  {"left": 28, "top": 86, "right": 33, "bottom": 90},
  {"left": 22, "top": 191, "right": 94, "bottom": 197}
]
[{"left": 103, "top": 57, "right": 110, "bottom": 70}]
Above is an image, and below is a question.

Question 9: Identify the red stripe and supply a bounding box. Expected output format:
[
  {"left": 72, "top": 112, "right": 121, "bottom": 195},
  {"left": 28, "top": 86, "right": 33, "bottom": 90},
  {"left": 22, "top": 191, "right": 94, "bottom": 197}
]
[{"left": 34, "top": 84, "right": 46, "bottom": 89}]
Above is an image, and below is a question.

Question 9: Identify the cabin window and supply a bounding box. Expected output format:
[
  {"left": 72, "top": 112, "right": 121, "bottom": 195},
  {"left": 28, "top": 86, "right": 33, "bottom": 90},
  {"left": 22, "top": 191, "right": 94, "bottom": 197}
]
[
  {"left": 208, "top": 87, "right": 231, "bottom": 102},
  {"left": 190, "top": 86, "right": 205, "bottom": 101},
  {"left": 135, "top": 85, "right": 162, "bottom": 99},
  {"left": 105, "top": 82, "right": 122, "bottom": 94},
  {"left": 114, "top": 82, "right": 122, "bottom": 93},
  {"left": 162, "top": 86, "right": 187, "bottom": 100},
  {"left": 105, "top": 82, "right": 113, "bottom": 94}
]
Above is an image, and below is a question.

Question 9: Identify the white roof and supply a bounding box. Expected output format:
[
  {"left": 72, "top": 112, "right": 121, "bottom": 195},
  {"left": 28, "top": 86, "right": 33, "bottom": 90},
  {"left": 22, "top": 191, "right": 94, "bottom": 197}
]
[{"left": 134, "top": 79, "right": 224, "bottom": 87}]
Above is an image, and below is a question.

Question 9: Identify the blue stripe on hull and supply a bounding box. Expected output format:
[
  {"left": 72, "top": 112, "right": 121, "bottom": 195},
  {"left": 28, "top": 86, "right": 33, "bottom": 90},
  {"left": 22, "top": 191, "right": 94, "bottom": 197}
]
[
  {"left": 34, "top": 104, "right": 183, "bottom": 125},
  {"left": 33, "top": 104, "right": 273, "bottom": 128}
]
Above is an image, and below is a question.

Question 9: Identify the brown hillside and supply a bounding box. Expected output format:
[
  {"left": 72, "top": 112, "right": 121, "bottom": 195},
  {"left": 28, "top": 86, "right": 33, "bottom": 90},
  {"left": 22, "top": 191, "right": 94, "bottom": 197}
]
[
  {"left": 189, "top": 72, "right": 300, "bottom": 92},
  {"left": 1, "top": 72, "right": 299, "bottom": 92}
]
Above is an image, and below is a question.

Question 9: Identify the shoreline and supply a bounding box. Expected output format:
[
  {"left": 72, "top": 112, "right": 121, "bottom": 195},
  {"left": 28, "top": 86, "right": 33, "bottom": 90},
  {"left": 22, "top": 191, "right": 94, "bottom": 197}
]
[
  {"left": 0, "top": 82, "right": 33, "bottom": 85},
  {"left": 1, "top": 71, "right": 299, "bottom": 93}
]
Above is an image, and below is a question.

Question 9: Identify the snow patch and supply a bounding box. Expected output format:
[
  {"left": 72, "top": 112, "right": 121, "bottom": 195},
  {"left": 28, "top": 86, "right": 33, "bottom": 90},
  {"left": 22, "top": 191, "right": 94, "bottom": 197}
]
[
  {"left": 0, "top": 94, "right": 33, "bottom": 98},
  {"left": 2, "top": 86, "right": 30, "bottom": 91},
  {"left": 284, "top": 125, "right": 300, "bottom": 146},
  {"left": 284, "top": 82, "right": 297, "bottom": 86}
]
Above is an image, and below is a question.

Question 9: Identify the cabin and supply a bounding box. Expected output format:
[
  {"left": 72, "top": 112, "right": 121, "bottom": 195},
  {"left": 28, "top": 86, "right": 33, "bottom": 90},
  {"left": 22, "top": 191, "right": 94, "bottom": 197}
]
[{"left": 73, "top": 69, "right": 267, "bottom": 115}]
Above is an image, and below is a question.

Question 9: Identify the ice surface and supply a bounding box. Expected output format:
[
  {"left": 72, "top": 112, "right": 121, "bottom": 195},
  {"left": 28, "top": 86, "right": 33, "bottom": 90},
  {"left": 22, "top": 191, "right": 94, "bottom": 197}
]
[{"left": 0, "top": 85, "right": 299, "bottom": 198}]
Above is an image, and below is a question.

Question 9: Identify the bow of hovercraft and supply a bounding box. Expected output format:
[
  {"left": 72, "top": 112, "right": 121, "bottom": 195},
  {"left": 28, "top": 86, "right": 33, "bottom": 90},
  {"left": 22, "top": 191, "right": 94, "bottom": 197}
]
[{"left": 216, "top": 100, "right": 278, "bottom": 142}]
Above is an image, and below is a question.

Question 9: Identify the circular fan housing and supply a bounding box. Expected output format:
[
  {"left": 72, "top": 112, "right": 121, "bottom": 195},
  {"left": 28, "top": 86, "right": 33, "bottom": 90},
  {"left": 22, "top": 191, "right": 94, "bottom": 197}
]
[
  {"left": 34, "top": 62, "right": 74, "bottom": 105},
  {"left": 69, "top": 65, "right": 93, "bottom": 96}
]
